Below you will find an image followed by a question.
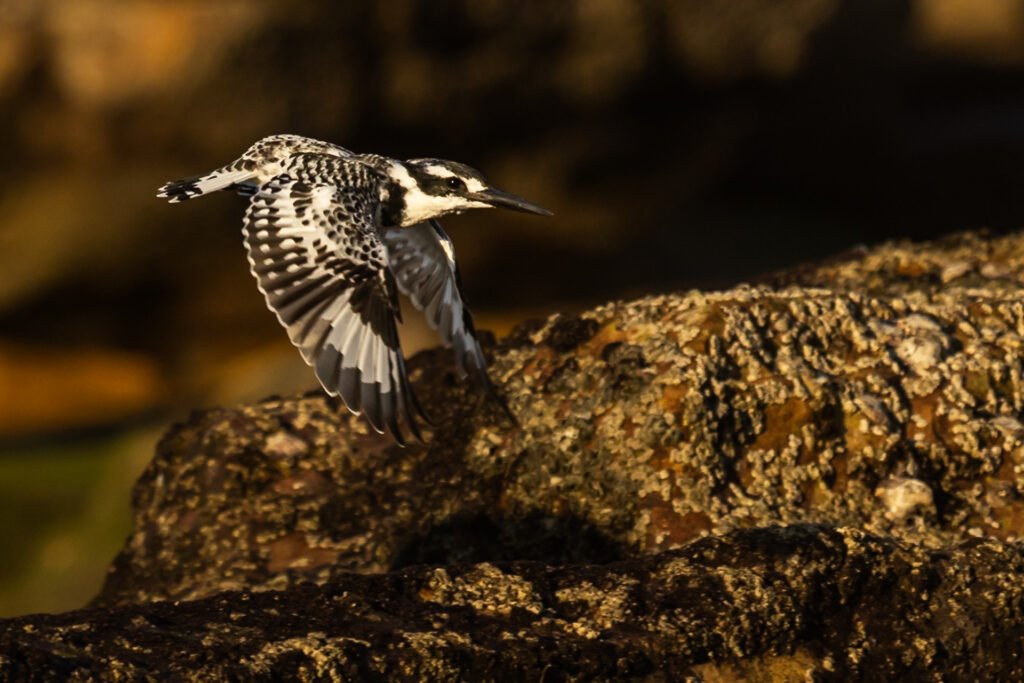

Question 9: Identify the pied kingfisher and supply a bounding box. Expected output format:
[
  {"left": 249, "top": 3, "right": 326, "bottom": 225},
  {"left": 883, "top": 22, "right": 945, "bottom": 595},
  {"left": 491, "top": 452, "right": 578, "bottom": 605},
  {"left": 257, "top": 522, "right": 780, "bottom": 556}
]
[{"left": 158, "top": 134, "right": 550, "bottom": 445}]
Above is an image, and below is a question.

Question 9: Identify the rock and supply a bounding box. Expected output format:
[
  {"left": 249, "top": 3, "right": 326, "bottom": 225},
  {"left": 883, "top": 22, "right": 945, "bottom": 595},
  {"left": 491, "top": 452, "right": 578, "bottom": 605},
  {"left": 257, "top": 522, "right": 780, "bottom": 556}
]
[
  {"left": 94, "top": 231, "right": 1024, "bottom": 609},
  {"left": 5, "top": 230, "right": 1024, "bottom": 678},
  {"left": 4, "top": 526, "right": 1024, "bottom": 680},
  {"left": 765, "top": 230, "right": 1024, "bottom": 296}
]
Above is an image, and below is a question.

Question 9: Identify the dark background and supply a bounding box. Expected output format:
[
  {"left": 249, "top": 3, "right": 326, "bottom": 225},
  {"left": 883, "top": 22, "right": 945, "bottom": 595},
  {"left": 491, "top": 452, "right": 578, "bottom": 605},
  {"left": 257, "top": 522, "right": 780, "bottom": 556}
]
[{"left": 1, "top": 0, "right": 1023, "bottom": 615}]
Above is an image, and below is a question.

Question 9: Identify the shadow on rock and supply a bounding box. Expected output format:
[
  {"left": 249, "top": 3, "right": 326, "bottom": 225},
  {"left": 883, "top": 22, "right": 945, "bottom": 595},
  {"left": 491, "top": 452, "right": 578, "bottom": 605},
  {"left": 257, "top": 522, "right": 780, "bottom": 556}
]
[{"left": 390, "top": 510, "right": 628, "bottom": 570}]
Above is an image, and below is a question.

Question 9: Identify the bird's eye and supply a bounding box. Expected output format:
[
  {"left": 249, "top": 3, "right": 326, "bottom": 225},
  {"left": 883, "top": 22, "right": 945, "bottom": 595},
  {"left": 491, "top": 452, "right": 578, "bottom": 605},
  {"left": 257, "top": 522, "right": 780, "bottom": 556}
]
[{"left": 446, "top": 177, "right": 465, "bottom": 191}]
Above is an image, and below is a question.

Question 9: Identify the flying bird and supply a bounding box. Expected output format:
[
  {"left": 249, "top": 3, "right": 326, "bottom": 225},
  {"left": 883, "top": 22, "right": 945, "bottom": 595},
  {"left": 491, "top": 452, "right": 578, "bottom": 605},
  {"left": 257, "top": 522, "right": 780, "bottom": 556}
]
[{"left": 158, "top": 134, "right": 551, "bottom": 445}]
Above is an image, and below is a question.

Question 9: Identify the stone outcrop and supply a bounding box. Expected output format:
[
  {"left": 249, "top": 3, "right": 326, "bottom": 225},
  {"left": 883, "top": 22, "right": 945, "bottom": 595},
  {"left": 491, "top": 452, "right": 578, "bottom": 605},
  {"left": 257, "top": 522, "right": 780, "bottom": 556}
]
[
  {"left": 3, "top": 230, "right": 1024, "bottom": 679},
  {"left": 4, "top": 526, "right": 1024, "bottom": 680},
  {"left": 95, "top": 231, "right": 1024, "bottom": 607}
]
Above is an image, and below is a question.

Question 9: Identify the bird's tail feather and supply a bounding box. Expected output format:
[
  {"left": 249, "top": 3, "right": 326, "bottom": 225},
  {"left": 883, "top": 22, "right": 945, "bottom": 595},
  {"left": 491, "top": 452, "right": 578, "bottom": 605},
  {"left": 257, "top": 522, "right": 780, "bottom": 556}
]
[{"left": 157, "top": 165, "right": 255, "bottom": 203}]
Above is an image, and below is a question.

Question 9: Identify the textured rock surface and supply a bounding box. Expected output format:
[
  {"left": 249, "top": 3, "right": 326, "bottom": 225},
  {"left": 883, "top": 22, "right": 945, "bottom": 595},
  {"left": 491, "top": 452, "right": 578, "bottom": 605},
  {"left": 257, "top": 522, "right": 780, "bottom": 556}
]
[
  {"left": 767, "top": 230, "right": 1024, "bottom": 296},
  {"left": 5, "top": 526, "right": 1024, "bottom": 681},
  {"left": 94, "top": 231, "right": 1024, "bottom": 609},
  {"left": 5, "top": 231, "right": 1024, "bottom": 679}
]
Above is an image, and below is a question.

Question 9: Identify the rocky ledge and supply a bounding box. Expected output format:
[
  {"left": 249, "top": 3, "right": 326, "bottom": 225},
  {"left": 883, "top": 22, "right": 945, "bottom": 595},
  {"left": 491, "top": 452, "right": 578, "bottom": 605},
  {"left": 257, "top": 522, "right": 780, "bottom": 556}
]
[{"left": 3, "top": 230, "right": 1024, "bottom": 680}]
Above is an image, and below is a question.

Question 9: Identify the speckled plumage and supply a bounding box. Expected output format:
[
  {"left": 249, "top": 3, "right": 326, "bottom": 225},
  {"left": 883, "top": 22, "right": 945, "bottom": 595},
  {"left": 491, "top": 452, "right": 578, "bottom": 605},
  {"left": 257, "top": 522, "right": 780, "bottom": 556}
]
[{"left": 158, "top": 134, "right": 550, "bottom": 443}]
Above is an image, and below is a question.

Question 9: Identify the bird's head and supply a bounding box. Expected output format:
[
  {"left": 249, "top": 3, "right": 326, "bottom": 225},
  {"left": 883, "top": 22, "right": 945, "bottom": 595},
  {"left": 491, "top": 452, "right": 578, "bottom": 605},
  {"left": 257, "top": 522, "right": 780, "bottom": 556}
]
[{"left": 386, "top": 158, "right": 552, "bottom": 227}]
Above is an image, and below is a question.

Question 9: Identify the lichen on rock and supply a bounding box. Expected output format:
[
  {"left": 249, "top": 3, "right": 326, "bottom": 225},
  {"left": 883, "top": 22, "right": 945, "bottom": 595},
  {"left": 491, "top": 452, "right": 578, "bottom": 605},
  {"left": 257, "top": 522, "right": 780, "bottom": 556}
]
[{"left": 486, "top": 281, "right": 1024, "bottom": 553}]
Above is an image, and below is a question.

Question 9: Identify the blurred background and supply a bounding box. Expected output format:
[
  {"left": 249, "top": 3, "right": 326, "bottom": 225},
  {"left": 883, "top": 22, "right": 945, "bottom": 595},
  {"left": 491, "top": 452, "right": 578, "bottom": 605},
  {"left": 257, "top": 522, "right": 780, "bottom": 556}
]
[{"left": 2, "top": 0, "right": 1024, "bottom": 616}]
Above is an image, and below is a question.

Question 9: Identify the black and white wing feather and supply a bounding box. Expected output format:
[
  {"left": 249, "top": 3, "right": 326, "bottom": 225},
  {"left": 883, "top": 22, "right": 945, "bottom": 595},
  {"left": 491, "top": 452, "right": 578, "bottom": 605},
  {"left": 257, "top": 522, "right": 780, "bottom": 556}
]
[
  {"left": 243, "top": 159, "right": 427, "bottom": 443},
  {"left": 383, "top": 221, "right": 511, "bottom": 417},
  {"left": 158, "top": 134, "right": 356, "bottom": 203}
]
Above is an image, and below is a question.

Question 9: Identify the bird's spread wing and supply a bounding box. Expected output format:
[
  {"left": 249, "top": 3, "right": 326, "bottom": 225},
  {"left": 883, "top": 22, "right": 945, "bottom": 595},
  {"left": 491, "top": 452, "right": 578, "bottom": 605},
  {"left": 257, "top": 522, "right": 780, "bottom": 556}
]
[
  {"left": 383, "top": 221, "right": 511, "bottom": 417},
  {"left": 159, "top": 134, "right": 356, "bottom": 203},
  {"left": 243, "top": 162, "right": 427, "bottom": 443}
]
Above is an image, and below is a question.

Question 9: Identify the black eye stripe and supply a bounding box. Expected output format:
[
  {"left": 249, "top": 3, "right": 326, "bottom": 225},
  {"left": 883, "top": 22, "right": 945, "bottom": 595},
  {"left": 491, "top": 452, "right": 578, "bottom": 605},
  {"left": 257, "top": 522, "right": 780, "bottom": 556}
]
[{"left": 407, "top": 163, "right": 472, "bottom": 194}]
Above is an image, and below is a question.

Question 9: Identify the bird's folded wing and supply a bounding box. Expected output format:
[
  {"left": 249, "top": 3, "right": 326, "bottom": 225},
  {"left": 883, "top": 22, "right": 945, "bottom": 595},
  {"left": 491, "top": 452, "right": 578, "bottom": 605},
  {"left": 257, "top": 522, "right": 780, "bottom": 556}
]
[
  {"left": 243, "top": 163, "right": 427, "bottom": 444},
  {"left": 383, "top": 221, "right": 496, "bottom": 394}
]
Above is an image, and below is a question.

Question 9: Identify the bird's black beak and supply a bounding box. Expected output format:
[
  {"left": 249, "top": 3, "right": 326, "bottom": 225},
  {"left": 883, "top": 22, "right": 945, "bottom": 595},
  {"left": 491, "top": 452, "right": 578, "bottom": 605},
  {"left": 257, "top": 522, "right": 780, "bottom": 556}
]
[{"left": 473, "top": 187, "right": 553, "bottom": 216}]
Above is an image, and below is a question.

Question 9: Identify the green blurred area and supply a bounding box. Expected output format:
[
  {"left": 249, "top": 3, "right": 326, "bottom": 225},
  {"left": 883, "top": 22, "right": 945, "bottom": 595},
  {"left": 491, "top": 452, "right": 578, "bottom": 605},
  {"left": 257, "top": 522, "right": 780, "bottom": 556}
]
[{"left": 0, "top": 429, "right": 155, "bottom": 617}]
